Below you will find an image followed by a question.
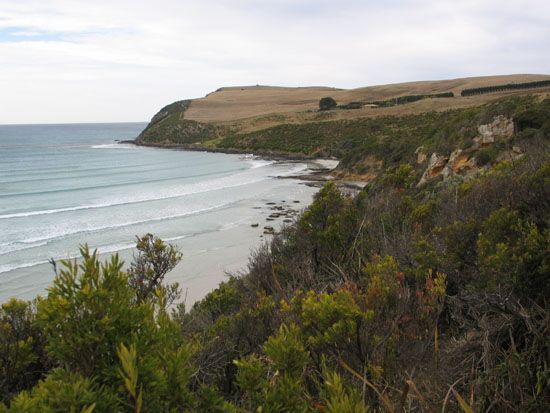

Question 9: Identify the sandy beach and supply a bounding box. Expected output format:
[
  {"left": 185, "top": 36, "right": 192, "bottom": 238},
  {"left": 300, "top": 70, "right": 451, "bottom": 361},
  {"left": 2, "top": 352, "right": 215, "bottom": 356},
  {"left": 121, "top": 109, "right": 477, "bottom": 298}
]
[{"left": 163, "top": 159, "right": 339, "bottom": 307}]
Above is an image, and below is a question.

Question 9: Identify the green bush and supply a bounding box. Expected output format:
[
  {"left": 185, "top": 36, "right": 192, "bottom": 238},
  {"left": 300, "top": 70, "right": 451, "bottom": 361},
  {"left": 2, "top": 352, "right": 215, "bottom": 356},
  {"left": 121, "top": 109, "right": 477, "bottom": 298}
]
[
  {"left": 339, "top": 102, "right": 363, "bottom": 110},
  {"left": 321, "top": 369, "right": 368, "bottom": 413},
  {"left": 128, "top": 233, "right": 182, "bottom": 304},
  {"left": 477, "top": 208, "right": 550, "bottom": 300},
  {"left": 7, "top": 369, "right": 118, "bottom": 412},
  {"left": 263, "top": 324, "right": 309, "bottom": 376},
  {"left": 0, "top": 299, "right": 49, "bottom": 405},
  {"left": 381, "top": 163, "right": 416, "bottom": 188},
  {"left": 475, "top": 147, "right": 499, "bottom": 165},
  {"left": 368, "top": 91, "right": 454, "bottom": 107},
  {"left": 36, "top": 247, "right": 154, "bottom": 381}
]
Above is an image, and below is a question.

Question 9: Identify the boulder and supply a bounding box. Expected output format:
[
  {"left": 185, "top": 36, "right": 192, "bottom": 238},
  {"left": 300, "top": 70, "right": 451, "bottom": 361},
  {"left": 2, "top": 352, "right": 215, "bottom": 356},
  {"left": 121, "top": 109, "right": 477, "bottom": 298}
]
[
  {"left": 474, "top": 115, "right": 514, "bottom": 148},
  {"left": 417, "top": 153, "right": 448, "bottom": 186},
  {"left": 499, "top": 146, "right": 524, "bottom": 162},
  {"left": 442, "top": 149, "right": 475, "bottom": 179},
  {"left": 415, "top": 146, "right": 427, "bottom": 164}
]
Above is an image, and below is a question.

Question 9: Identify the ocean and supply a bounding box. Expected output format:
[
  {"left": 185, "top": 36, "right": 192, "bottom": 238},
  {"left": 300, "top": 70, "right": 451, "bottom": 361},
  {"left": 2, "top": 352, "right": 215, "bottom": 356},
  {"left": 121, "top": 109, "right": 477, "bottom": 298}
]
[{"left": 0, "top": 123, "right": 316, "bottom": 304}]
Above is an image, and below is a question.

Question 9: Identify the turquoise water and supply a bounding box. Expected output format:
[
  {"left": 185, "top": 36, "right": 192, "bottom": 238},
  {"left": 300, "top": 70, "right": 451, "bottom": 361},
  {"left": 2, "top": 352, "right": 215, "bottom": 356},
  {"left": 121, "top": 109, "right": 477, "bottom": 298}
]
[{"left": 0, "top": 123, "right": 313, "bottom": 302}]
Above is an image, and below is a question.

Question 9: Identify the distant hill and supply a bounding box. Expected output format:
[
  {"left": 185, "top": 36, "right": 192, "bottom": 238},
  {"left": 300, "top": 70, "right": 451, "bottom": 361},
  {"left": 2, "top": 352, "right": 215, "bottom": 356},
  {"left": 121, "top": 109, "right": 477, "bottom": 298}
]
[
  {"left": 165, "top": 74, "right": 550, "bottom": 124},
  {"left": 136, "top": 74, "right": 550, "bottom": 179}
]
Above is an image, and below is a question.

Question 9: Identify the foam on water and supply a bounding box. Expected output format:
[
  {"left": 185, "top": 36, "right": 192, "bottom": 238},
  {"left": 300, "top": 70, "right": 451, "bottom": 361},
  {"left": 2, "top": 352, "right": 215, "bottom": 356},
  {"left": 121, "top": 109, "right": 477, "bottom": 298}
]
[
  {"left": 248, "top": 159, "right": 275, "bottom": 169},
  {"left": 91, "top": 143, "right": 138, "bottom": 149},
  {"left": 0, "top": 242, "right": 137, "bottom": 275},
  {"left": 0, "top": 241, "right": 50, "bottom": 255},
  {"left": 0, "top": 259, "right": 51, "bottom": 275},
  {"left": 0, "top": 202, "right": 235, "bottom": 255},
  {"left": 0, "top": 225, "right": 233, "bottom": 276},
  {"left": 0, "top": 170, "right": 266, "bottom": 219}
]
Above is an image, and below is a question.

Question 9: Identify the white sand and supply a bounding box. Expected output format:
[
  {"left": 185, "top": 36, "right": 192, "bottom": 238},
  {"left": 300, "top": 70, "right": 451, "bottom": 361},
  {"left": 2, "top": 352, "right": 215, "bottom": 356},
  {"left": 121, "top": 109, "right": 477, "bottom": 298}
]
[{"left": 165, "top": 179, "right": 318, "bottom": 308}]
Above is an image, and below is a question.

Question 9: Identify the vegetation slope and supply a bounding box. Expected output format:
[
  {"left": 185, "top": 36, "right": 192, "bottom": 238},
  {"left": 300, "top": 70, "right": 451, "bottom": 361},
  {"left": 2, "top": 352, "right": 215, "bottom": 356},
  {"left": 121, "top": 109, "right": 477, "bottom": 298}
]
[{"left": 1, "top": 81, "right": 549, "bottom": 412}]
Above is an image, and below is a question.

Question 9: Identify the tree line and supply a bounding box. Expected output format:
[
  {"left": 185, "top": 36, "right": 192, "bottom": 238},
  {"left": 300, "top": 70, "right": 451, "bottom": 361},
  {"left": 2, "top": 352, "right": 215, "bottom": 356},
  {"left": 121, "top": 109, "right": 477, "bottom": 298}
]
[
  {"left": 461, "top": 79, "right": 550, "bottom": 96},
  {"left": 367, "top": 91, "right": 454, "bottom": 107}
]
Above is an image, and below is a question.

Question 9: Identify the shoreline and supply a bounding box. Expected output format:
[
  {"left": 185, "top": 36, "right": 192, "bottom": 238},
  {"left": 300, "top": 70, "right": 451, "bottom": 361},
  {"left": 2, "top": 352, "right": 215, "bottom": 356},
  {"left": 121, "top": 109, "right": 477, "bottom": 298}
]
[
  {"left": 1, "top": 138, "right": 362, "bottom": 306},
  {"left": 117, "top": 139, "right": 343, "bottom": 306},
  {"left": 120, "top": 139, "right": 367, "bottom": 192},
  {"left": 167, "top": 183, "right": 318, "bottom": 307},
  {"left": 120, "top": 138, "right": 316, "bottom": 160},
  {"left": 113, "top": 139, "right": 367, "bottom": 306},
  {"left": 0, "top": 156, "right": 320, "bottom": 305}
]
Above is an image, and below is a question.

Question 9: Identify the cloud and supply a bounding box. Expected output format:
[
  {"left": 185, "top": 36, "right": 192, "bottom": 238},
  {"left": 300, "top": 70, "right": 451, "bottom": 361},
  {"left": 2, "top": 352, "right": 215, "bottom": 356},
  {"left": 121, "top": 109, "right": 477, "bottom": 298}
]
[{"left": 0, "top": 0, "right": 548, "bottom": 123}]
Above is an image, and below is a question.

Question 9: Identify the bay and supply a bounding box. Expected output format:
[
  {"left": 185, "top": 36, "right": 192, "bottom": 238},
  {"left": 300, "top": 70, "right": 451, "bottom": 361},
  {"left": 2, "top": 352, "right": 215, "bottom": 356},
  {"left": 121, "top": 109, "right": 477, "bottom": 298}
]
[{"left": 0, "top": 123, "right": 316, "bottom": 304}]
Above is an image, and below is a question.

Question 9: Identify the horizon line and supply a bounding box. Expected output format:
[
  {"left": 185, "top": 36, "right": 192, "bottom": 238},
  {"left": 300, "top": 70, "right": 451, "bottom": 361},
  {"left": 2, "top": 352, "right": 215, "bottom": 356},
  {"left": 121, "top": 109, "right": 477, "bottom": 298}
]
[{"left": 0, "top": 120, "right": 148, "bottom": 127}]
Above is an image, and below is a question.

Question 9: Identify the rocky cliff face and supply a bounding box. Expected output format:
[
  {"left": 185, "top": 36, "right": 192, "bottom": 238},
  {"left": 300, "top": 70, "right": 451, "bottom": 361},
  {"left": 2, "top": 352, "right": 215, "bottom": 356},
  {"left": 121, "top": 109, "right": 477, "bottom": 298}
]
[
  {"left": 473, "top": 115, "right": 514, "bottom": 148},
  {"left": 417, "top": 115, "right": 516, "bottom": 186}
]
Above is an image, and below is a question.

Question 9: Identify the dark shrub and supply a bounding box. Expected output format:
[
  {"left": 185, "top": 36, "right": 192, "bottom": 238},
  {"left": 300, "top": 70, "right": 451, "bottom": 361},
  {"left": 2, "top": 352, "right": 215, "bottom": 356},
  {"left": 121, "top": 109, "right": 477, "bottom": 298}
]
[{"left": 319, "top": 97, "right": 337, "bottom": 111}]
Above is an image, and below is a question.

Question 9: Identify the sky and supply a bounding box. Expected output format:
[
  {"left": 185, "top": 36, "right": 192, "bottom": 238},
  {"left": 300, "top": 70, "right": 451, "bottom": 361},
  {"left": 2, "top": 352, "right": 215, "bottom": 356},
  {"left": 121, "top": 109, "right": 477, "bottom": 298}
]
[{"left": 0, "top": 0, "right": 549, "bottom": 124}]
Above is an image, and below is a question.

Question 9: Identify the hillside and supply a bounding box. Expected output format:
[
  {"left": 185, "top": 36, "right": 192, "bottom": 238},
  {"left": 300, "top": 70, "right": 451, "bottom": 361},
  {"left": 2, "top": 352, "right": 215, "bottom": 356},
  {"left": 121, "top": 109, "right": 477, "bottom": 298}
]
[
  {"left": 173, "top": 74, "right": 550, "bottom": 123},
  {"left": 137, "top": 74, "right": 550, "bottom": 186},
  {"left": 1, "top": 76, "right": 548, "bottom": 412},
  {"left": 138, "top": 74, "right": 550, "bottom": 137}
]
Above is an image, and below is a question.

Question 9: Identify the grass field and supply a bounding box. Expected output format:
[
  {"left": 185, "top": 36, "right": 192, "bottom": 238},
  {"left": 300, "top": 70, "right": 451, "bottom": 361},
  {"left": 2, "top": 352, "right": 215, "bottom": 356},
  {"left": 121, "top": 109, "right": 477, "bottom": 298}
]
[{"left": 183, "top": 74, "right": 550, "bottom": 132}]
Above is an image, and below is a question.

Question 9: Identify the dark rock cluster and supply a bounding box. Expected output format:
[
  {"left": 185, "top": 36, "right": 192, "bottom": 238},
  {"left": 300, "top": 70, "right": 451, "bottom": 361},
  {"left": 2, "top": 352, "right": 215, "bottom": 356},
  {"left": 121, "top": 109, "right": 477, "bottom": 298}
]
[{"left": 250, "top": 200, "right": 301, "bottom": 236}]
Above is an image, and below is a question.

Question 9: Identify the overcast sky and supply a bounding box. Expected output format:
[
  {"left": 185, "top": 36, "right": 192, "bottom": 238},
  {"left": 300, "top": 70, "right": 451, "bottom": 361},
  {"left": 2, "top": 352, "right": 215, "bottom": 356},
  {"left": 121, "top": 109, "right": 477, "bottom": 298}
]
[{"left": 0, "top": 0, "right": 548, "bottom": 124}]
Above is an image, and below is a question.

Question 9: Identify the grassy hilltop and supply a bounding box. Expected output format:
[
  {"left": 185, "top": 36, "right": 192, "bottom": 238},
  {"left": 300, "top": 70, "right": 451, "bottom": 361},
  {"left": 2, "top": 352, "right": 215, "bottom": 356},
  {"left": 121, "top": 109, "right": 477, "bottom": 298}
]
[
  {"left": 141, "top": 74, "right": 550, "bottom": 126},
  {"left": 1, "top": 75, "right": 549, "bottom": 411}
]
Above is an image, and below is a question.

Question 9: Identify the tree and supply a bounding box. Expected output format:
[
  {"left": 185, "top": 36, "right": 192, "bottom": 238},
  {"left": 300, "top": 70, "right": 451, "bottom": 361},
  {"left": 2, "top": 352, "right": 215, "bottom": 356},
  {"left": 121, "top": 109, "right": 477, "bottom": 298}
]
[
  {"left": 319, "top": 96, "right": 337, "bottom": 111},
  {"left": 31, "top": 244, "right": 199, "bottom": 412},
  {"left": 35, "top": 246, "right": 155, "bottom": 380},
  {"left": 128, "top": 233, "right": 183, "bottom": 304}
]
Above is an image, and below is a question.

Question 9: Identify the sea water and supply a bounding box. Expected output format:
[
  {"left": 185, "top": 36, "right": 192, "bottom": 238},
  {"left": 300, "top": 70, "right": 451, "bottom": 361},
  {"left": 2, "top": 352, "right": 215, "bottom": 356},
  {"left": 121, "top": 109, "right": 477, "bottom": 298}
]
[{"left": 0, "top": 123, "right": 316, "bottom": 303}]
